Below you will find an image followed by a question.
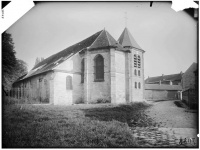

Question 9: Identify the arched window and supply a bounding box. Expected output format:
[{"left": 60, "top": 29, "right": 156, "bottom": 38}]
[
  {"left": 138, "top": 55, "right": 141, "bottom": 68},
  {"left": 135, "top": 82, "right": 137, "bottom": 89},
  {"left": 138, "top": 70, "right": 140, "bottom": 76},
  {"left": 138, "top": 82, "right": 141, "bottom": 89},
  {"left": 81, "top": 59, "right": 84, "bottom": 83},
  {"left": 134, "top": 69, "right": 137, "bottom": 76},
  {"left": 66, "top": 76, "right": 73, "bottom": 90},
  {"left": 134, "top": 54, "right": 137, "bottom": 67},
  {"left": 94, "top": 54, "right": 104, "bottom": 81}
]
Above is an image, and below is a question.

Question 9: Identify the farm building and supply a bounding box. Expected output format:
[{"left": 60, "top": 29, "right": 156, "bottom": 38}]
[
  {"left": 144, "top": 84, "right": 182, "bottom": 100},
  {"left": 182, "top": 62, "right": 198, "bottom": 109},
  {"left": 145, "top": 73, "right": 183, "bottom": 85}
]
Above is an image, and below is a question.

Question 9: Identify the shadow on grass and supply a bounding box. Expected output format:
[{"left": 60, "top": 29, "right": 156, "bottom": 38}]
[{"left": 82, "top": 102, "right": 154, "bottom": 127}]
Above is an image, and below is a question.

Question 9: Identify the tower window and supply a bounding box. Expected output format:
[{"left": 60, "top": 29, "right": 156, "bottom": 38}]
[
  {"left": 134, "top": 54, "right": 137, "bottom": 67},
  {"left": 138, "top": 70, "right": 140, "bottom": 76},
  {"left": 81, "top": 59, "right": 84, "bottom": 83},
  {"left": 138, "top": 55, "right": 141, "bottom": 68},
  {"left": 66, "top": 76, "right": 73, "bottom": 90},
  {"left": 135, "top": 82, "right": 137, "bottom": 89},
  {"left": 134, "top": 69, "right": 137, "bottom": 76},
  {"left": 138, "top": 82, "right": 141, "bottom": 89},
  {"left": 94, "top": 54, "right": 104, "bottom": 81}
]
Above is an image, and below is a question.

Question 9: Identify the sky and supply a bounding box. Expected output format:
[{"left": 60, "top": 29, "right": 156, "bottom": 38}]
[{"left": 7, "top": 2, "right": 197, "bottom": 79}]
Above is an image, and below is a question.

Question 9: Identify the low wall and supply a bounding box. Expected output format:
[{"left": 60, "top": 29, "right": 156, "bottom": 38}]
[{"left": 145, "top": 90, "right": 179, "bottom": 100}]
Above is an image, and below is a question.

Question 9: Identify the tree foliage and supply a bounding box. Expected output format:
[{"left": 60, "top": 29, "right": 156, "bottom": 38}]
[
  {"left": 34, "top": 57, "right": 45, "bottom": 66},
  {"left": 2, "top": 32, "right": 28, "bottom": 92}
]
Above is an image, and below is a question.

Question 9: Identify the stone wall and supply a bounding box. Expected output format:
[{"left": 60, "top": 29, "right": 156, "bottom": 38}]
[
  {"left": 115, "top": 51, "right": 126, "bottom": 103},
  {"left": 131, "top": 49, "right": 144, "bottom": 101},
  {"left": 54, "top": 53, "right": 83, "bottom": 105},
  {"left": 85, "top": 49, "right": 111, "bottom": 103},
  {"left": 145, "top": 90, "right": 178, "bottom": 100},
  {"left": 12, "top": 71, "right": 53, "bottom": 104},
  {"left": 182, "top": 64, "right": 197, "bottom": 91}
]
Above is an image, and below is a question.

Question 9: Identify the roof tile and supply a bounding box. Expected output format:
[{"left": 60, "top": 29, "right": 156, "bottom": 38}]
[{"left": 118, "top": 27, "right": 143, "bottom": 50}]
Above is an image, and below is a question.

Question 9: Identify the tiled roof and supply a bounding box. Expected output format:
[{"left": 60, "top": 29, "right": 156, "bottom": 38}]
[
  {"left": 118, "top": 27, "right": 144, "bottom": 51},
  {"left": 21, "top": 29, "right": 125, "bottom": 81},
  {"left": 183, "top": 62, "right": 197, "bottom": 75},
  {"left": 89, "top": 30, "right": 124, "bottom": 50},
  {"left": 145, "top": 84, "right": 182, "bottom": 91},
  {"left": 145, "top": 73, "right": 182, "bottom": 84}
]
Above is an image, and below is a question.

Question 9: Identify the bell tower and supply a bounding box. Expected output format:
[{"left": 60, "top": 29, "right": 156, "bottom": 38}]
[{"left": 118, "top": 28, "right": 145, "bottom": 101}]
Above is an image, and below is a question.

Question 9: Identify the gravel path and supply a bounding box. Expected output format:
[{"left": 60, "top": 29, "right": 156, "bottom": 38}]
[
  {"left": 131, "top": 100, "right": 198, "bottom": 147},
  {"left": 146, "top": 100, "right": 197, "bottom": 128}
]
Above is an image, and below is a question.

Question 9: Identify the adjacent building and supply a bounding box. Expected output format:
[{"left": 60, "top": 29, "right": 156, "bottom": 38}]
[
  {"left": 182, "top": 62, "right": 198, "bottom": 109},
  {"left": 145, "top": 73, "right": 183, "bottom": 85},
  {"left": 145, "top": 84, "right": 182, "bottom": 100}
]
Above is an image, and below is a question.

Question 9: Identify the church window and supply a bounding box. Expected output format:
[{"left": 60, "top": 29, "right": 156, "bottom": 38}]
[
  {"left": 94, "top": 54, "right": 104, "bottom": 81},
  {"left": 138, "top": 70, "right": 140, "bottom": 76},
  {"left": 134, "top": 69, "right": 137, "bottom": 76},
  {"left": 66, "top": 76, "right": 73, "bottom": 90},
  {"left": 138, "top": 82, "right": 141, "bottom": 89},
  {"left": 135, "top": 82, "right": 137, "bottom": 89},
  {"left": 138, "top": 55, "right": 141, "bottom": 68},
  {"left": 134, "top": 54, "right": 137, "bottom": 67},
  {"left": 81, "top": 59, "right": 84, "bottom": 83}
]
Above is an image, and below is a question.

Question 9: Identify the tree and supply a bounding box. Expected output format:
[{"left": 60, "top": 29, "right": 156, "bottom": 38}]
[
  {"left": 34, "top": 57, "right": 40, "bottom": 66},
  {"left": 2, "top": 32, "right": 16, "bottom": 76},
  {"left": 34, "top": 57, "right": 45, "bottom": 67},
  {"left": 2, "top": 32, "right": 28, "bottom": 92}
]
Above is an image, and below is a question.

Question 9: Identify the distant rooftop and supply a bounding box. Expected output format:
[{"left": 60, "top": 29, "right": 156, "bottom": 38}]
[{"left": 145, "top": 73, "right": 183, "bottom": 84}]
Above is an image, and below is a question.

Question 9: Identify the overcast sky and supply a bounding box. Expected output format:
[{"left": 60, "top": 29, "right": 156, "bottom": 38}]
[{"left": 7, "top": 2, "right": 197, "bottom": 78}]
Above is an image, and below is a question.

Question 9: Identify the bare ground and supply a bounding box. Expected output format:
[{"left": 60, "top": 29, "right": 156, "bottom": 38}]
[{"left": 142, "top": 100, "right": 198, "bottom": 147}]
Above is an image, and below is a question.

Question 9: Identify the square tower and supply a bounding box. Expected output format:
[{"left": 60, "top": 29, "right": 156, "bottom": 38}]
[{"left": 118, "top": 28, "right": 145, "bottom": 102}]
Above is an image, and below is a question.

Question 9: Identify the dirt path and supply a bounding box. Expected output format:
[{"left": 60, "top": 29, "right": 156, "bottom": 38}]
[
  {"left": 146, "top": 100, "right": 197, "bottom": 128},
  {"left": 131, "top": 100, "right": 198, "bottom": 147}
]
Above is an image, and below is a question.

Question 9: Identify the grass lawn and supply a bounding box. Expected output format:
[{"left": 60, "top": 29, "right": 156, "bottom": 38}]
[{"left": 2, "top": 99, "right": 153, "bottom": 148}]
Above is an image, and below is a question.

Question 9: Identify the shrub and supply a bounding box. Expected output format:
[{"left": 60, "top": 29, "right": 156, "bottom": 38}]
[
  {"left": 96, "top": 98, "right": 110, "bottom": 104},
  {"left": 3, "top": 97, "right": 26, "bottom": 105},
  {"left": 75, "top": 97, "right": 84, "bottom": 104}
]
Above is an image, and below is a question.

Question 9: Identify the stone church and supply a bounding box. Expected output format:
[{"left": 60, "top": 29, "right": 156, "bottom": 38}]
[{"left": 12, "top": 28, "right": 145, "bottom": 105}]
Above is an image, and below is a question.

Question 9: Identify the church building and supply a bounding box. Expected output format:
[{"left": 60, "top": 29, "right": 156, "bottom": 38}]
[{"left": 12, "top": 28, "right": 145, "bottom": 105}]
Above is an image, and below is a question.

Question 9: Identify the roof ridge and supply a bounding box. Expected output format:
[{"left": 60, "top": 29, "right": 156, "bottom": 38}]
[
  {"left": 148, "top": 73, "right": 181, "bottom": 78},
  {"left": 89, "top": 30, "right": 103, "bottom": 49},
  {"left": 105, "top": 30, "right": 111, "bottom": 46}
]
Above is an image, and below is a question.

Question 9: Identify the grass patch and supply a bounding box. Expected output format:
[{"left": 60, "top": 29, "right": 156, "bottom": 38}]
[{"left": 3, "top": 102, "right": 152, "bottom": 148}]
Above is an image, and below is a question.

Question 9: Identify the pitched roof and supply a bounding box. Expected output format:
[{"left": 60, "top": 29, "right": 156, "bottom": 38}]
[
  {"left": 89, "top": 29, "right": 124, "bottom": 50},
  {"left": 145, "top": 84, "right": 182, "bottom": 91},
  {"left": 145, "top": 73, "right": 182, "bottom": 84},
  {"left": 183, "top": 62, "right": 197, "bottom": 76},
  {"left": 21, "top": 29, "right": 124, "bottom": 80},
  {"left": 118, "top": 27, "right": 144, "bottom": 51}
]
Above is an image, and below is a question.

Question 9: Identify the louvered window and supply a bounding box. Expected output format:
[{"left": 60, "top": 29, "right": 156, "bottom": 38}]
[
  {"left": 138, "top": 82, "right": 141, "bottom": 89},
  {"left": 134, "top": 54, "right": 137, "bottom": 67},
  {"left": 138, "top": 55, "right": 141, "bottom": 68}
]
